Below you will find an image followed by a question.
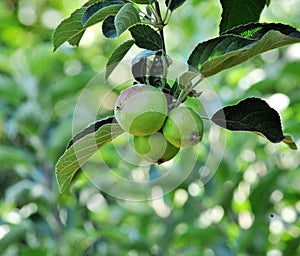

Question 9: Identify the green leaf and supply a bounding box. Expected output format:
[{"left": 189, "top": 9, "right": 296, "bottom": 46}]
[
  {"left": 282, "top": 136, "right": 298, "bottom": 150},
  {"left": 115, "top": 3, "right": 141, "bottom": 36},
  {"left": 55, "top": 117, "right": 124, "bottom": 193},
  {"left": 83, "top": 0, "right": 103, "bottom": 6},
  {"left": 82, "top": 2, "right": 124, "bottom": 27},
  {"left": 188, "top": 23, "right": 300, "bottom": 77},
  {"left": 170, "top": 80, "right": 181, "bottom": 98},
  {"left": 178, "top": 71, "right": 199, "bottom": 88},
  {"left": 0, "top": 222, "right": 31, "bottom": 252},
  {"left": 165, "top": 0, "right": 187, "bottom": 11},
  {"left": 0, "top": 145, "right": 31, "bottom": 168},
  {"left": 102, "top": 15, "right": 117, "bottom": 38},
  {"left": 66, "top": 117, "right": 114, "bottom": 149},
  {"left": 53, "top": 7, "right": 87, "bottom": 51},
  {"left": 249, "top": 168, "right": 281, "bottom": 215},
  {"left": 129, "top": 24, "right": 163, "bottom": 50},
  {"left": 106, "top": 39, "right": 135, "bottom": 79},
  {"left": 53, "top": 1, "right": 124, "bottom": 51},
  {"left": 131, "top": 0, "right": 151, "bottom": 4},
  {"left": 222, "top": 22, "right": 300, "bottom": 38},
  {"left": 211, "top": 97, "right": 297, "bottom": 149},
  {"left": 101, "top": 4, "right": 140, "bottom": 38},
  {"left": 219, "top": 0, "right": 268, "bottom": 33}
]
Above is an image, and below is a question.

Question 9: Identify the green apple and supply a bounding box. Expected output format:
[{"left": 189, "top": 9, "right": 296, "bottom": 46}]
[
  {"left": 133, "top": 132, "right": 179, "bottom": 164},
  {"left": 163, "top": 106, "right": 203, "bottom": 148},
  {"left": 115, "top": 84, "right": 168, "bottom": 136}
]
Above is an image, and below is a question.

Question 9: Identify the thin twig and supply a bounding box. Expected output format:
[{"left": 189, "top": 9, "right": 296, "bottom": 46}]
[{"left": 154, "top": 0, "right": 166, "bottom": 53}]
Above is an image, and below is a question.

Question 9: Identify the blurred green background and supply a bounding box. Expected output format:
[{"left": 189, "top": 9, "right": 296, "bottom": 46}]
[{"left": 0, "top": 0, "right": 300, "bottom": 255}]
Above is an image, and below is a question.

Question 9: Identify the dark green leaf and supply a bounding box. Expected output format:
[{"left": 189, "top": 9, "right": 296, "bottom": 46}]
[
  {"left": 188, "top": 23, "right": 300, "bottom": 77},
  {"left": 283, "top": 237, "right": 300, "bottom": 256},
  {"left": 53, "top": 7, "right": 87, "bottom": 51},
  {"left": 115, "top": 3, "right": 141, "bottom": 36},
  {"left": 211, "top": 97, "right": 297, "bottom": 149},
  {"left": 83, "top": 0, "right": 102, "bottom": 6},
  {"left": 165, "top": 0, "right": 187, "bottom": 11},
  {"left": 131, "top": 0, "right": 151, "bottom": 4},
  {"left": 249, "top": 168, "right": 281, "bottom": 215},
  {"left": 67, "top": 31, "right": 85, "bottom": 47},
  {"left": 188, "top": 34, "right": 253, "bottom": 73},
  {"left": 102, "top": 15, "right": 117, "bottom": 38},
  {"left": 56, "top": 117, "right": 124, "bottom": 193},
  {"left": 219, "top": 0, "right": 268, "bottom": 33},
  {"left": 53, "top": 2, "right": 124, "bottom": 51},
  {"left": 129, "top": 24, "right": 163, "bottom": 50},
  {"left": 170, "top": 79, "right": 181, "bottom": 98},
  {"left": 67, "top": 116, "right": 115, "bottom": 149},
  {"left": 222, "top": 22, "right": 300, "bottom": 38},
  {"left": 106, "top": 39, "right": 135, "bottom": 79},
  {"left": 178, "top": 71, "right": 199, "bottom": 88},
  {"left": 82, "top": 3, "right": 124, "bottom": 27}
]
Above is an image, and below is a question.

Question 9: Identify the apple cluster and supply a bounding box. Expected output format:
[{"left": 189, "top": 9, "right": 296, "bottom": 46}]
[{"left": 114, "top": 84, "right": 203, "bottom": 164}]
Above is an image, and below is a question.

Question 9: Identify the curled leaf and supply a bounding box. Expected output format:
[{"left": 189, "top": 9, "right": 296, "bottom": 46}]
[{"left": 211, "top": 97, "right": 297, "bottom": 149}]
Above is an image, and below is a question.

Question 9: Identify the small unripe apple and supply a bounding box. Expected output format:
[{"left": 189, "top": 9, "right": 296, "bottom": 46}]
[
  {"left": 115, "top": 84, "right": 168, "bottom": 136},
  {"left": 133, "top": 132, "right": 179, "bottom": 164},
  {"left": 163, "top": 106, "right": 203, "bottom": 148}
]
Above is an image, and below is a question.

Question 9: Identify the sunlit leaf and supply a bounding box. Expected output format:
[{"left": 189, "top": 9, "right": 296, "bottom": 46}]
[
  {"left": 83, "top": 4, "right": 124, "bottom": 27},
  {"left": 115, "top": 3, "right": 140, "bottom": 36},
  {"left": 82, "top": 0, "right": 124, "bottom": 26},
  {"left": 55, "top": 117, "right": 124, "bottom": 193},
  {"left": 188, "top": 23, "right": 300, "bottom": 77},
  {"left": 282, "top": 135, "right": 298, "bottom": 150},
  {"left": 53, "top": 2, "right": 124, "bottom": 51},
  {"left": 53, "top": 7, "right": 87, "bottom": 51},
  {"left": 222, "top": 22, "right": 300, "bottom": 38},
  {"left": 178, "top": 71, "right": 200, "bottom": 88}
]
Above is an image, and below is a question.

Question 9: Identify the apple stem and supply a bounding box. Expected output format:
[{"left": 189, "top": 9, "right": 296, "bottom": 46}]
[{"left": 200, "top": 116, "right": 210, "bottom": 121}]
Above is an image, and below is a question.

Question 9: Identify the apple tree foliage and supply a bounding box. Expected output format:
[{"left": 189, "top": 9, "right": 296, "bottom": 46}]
[{"left": 53, "top": 0, "right": 299, "bottom": 192}]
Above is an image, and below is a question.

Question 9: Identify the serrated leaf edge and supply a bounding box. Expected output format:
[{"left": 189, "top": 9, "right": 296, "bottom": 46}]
[
  {"left": 55, "top": 121, "right": 124, "bottom": 193},
  {"left": 106, "top": 39, "right": 135, "bottom": 79},
  {"left": 211, "top": 97, "right": 294, "bottom": 147}
]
